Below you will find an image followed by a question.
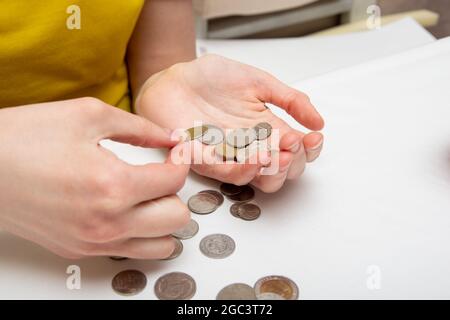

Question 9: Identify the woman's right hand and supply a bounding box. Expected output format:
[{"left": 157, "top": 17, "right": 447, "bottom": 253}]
[{"left": 0, "top": 97, "right": 190, "bottom": 259}]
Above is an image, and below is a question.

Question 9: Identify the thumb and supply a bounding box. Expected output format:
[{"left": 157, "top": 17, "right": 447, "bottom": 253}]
[{"left": 101, "top": 107, "right": 178, "bottom": 149}]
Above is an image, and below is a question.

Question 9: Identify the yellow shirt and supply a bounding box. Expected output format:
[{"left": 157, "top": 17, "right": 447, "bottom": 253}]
[{"left": 0, "top": 0, "right": 144, "bottom": 111}]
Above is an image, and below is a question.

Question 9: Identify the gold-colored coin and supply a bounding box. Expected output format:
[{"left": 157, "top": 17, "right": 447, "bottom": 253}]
[
  {"left": 254, "top": 275, "right": 299, "bottom": 300},
  {"left": 185, "top": 126, "right": 208, "bottom": 141}
]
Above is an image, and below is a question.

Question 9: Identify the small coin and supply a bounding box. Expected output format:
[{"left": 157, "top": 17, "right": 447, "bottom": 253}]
[
  {"left": 226, "top": 128, "right": 256, "bottom": 148},
  {"left": 199, "top": 234, "right": 236, "bottom": 259},
  {"left": 254, "top": 122, "right": 272, "bottom": 140},
  {"left": 188, "top": 192, "right": 219, "bottom": 214},
  {"left": 109, "top": 256, "right": 128, "bottom": 261},
  {"left": 172, "top": 219, "right": 199, "bottom": 240},
  {"left": 215, "top": 142, "right": 237, "bottom": 161},
  {"left": 217, "top": 283, "right": 257, "bottom": 300},
  {"left": 201, "top": 125, "right": 224, "bottom": 145},
  {"left": 238, "top": 203, "right": 261, "bottom": 221},
  {"left": 111, "top": 270, "right": 147, "bottom": 296},
  {"left": 229, "top": 203, "right": 241, "bottom": 218},
  {"left": 185, "top": 125, "right": 208, "bottom": 141},
  {"left": 254, "top": 275, "right": 299, "bottom": 300},
  {"left": 163, "top": 238, "right": 183, "bottom": 260},
  {"left": 227, "top": 185, "right": 255, "bottom": 203},
  {"left": 198, "top": 190, "right": 224, "bottom": 206},
  {"left": 257, "top": 292, "right": 286, "bottom": 300},
  {"left": 220, "top": 183, "right": 244, "bottom": 196},
  {"left": 154, "top": 272, "right": 196, "bottom": 300}
]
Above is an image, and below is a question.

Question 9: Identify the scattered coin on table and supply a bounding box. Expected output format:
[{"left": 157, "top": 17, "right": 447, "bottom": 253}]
[
  {"left": 111, "top": 270, "right": 147, "bottom": 296},
  {"left": 200, "top": 233, "right": 236, "bottom": 259},
  {"left": 154, "top": 272, "right": 196, "bottom": 300},
  {"left": 254, "top": 275, "right": 299, "bottom": 300},
  {"left": 216, "top": 283, "right": 257, "bottom": 300},
  {"left": 172, "top": 219, "right": 199, "bottom": 240},
  {"left": 188, "top": 192, "right": 220, "bottom": 214},
  {"left": 227, "top": 185, "right": 255, "bottom": 203},
  {"left": 198, "top": 189, "right": 224, "bottom": 206}
]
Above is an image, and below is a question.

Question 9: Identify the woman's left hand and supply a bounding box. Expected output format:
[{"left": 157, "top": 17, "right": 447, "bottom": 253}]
[{"left": 135, "top": 54, "right": 324, "bottom": 192}]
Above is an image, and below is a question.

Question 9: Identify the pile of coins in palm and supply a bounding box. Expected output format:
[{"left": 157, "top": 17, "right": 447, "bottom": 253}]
[
  {"left": 185, "top": 122, "right": 273, "bottom": 163},
  {"left": 109, "top": 123, "right": 298, "bottom": 299}
]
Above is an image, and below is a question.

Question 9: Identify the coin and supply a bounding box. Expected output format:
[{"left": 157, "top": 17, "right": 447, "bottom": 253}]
[
  {"left": 227, "top": 185, "right": 255, "bottom": 203},
  {"left": 188, "top": 192, "right": 219, "bottom": 214},
  {"left": 254, "top": 275, "right": 299, "bottom": 300},
  {"left": 185, "top": 125, "right": 208, "bottom": 141},
  {"left": 198, "top": 190, "right": 224, "bottom": 206},
  {"left": 111, "top": 270, "right": 147, "bottom": 296},
  {"left": 238, "top": 203, "right": 261, "bottom": 221},
  {"left": 109, "top": 256, "right": 128, "bottom": 261},
  {"left": 163, "top": 238, "right": 183, "bottom": 260},
  {"left": 254, "top": 122, "right": 272, "bottom": 140},
  {"left": 172, "top": 219, "right": 199, "bottom": 240},
  {"left": 199, "top": 234, "right": 236, "bottom": 259},
  {"left": 220, "top": 183, "right": 244, "bottom": 196},
  {"left": 257, "top": 292, "right": 286, "bottom": 300},
  {"left": 154, "top": 272, "right": 196, "bottom": 300},
  {"left": 215, "top": 142, "right": 237, "bottom": 161},
  {"left": 216, "top": 283, "right": 257, "bottom": 300},
  {"left": 201, "top": 125, "right": 224, "bottom": 145},
  {"left": 229, "top": 203, "right": 241, "bottom": 218},
  {"left": 226, "top": 128, "right": 256, "bottom": 148}
]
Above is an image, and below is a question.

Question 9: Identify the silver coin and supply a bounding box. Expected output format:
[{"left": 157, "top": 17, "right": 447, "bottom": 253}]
[
  {"left": 217, "top": 283, "right": 257, "bottom": 300},
  {"left": 229, "top": 203, "right": 241, "bottom": 218},
  {"left": 112, "top": 270, "right": 147, "bottom": 296},
  {"left": 188, "top": 192, "right": 219, "bottom": 214},
  {"left": 172, "top": 219, "right": 199, "bottom": 240},
  {"left": 215, "top": 142, "right": 237, "bottom": 161},
  {"left": 154, "top": 272, "right": 196, "bottom": 300},
  {"left": 257, "top": 292, "right": 286, "bottom": 300},
  {"left": 185, "top": 125, "right": 208, "bottom": 141},
  {"left": 198, "top": 190, "right": 224, "bottom": 206},
  {"left": 238, "top": 203, "right": 261, "bottom": 221},
  {"left": 254, "top": 275, "right": 299, "bottom": 300},
  {"left": 163, "top": 238, "right": 183, "bottom": 260},
  {"left": 201, "top": 125, "right": 224, "bottom": 145},
  {"left": 236, "top": 140, "right": 271, "bottom": 163},
  {"left": 199, "top": 234, "right": 235, "bottom": 259},
  {"left": 254, "top": 122, "right": 272, "bottom": 140},
  {"left": 227, "top": 185, "right": 255, "bottom": 203},
  {"left": 226, "top": 128, "right": 256, "bottom": 148}
]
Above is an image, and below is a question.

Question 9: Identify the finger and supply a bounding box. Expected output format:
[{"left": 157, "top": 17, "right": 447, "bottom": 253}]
[
  {"left": 100, "top": 106, "right": 178, "bottom": 148},
  {"left": 125, "top": 147, "right": 190, "bottom": 203},
  {"left": 190, "top": 140, "right": 270, "bottom": 185},
  {"left": 256, "top": 73, "right": 324, "bottom": 131},
  {"left": 287, "top": 143, "right": 307, "bottom": 180},
  {"left": 120, "top": 195, "right": 190, "bottom": 238},
  {"left": 251, "top": 151, "right": 292, "bottom": 193},
  {"left": 303, "top": 132, "right": 324, "bottom": 162},
  {"left": 279, "top": 131, "right": 303, "bottom": 153},
  {"left": 100, "top": 236, "right": 176, "bottom": 260}
]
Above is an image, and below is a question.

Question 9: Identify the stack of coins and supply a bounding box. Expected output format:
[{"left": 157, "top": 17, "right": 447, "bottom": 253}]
[
  {"left": 220, "top": 183, "right": 262, "bottom": 221},
  {"left": 187, "top": 190, "right": 224, "bottom": 215}
]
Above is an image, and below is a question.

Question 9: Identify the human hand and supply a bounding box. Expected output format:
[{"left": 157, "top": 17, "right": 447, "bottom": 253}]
[
  {"left": 136, "top": 55, "right": 324, "bottom": 192},
  {"left": 0, "top": 98, "right": 190, "bottom": 259}
]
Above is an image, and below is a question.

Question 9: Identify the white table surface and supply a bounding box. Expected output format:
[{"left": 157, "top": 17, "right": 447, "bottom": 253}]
[
  {"left": 197, "top": 18, "right": 435, "bottom": 84},
  {"left": 1, "top": 36, "right": 449, "bottom": 300}
]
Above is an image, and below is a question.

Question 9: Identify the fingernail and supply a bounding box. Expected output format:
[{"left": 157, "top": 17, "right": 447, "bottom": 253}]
[
  {"left": 259, "top": 152, "right": 271, "bottom": 165},
  {"left": 288, "top": 143, "right": 300, "bottom": 153},
  {"left": 309, "top": 138, "right": 323, "bottom": 151}
]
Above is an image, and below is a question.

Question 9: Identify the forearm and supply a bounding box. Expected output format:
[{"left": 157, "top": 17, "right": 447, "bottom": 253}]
[{"left": 127, "top": 0, "right": 196, "bottom": 101}]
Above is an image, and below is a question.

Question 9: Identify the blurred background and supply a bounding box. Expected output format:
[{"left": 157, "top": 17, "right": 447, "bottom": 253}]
[{"left": 193, "top": 0, "right": 449, "bottom": 39}]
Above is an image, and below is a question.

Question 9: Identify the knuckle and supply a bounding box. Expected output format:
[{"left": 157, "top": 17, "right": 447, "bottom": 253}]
[
  {"left": 76, "top": 97, "right": 108, "bottom": 119},
  {"left": 77, "top": 218, "right": 125, "bottom": 243},
  {"left": 89, "top": 168, "right": 128, "bottom": 213},
  {"left": 167, "top": 165, "right": 188, "bottom": 194}
]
